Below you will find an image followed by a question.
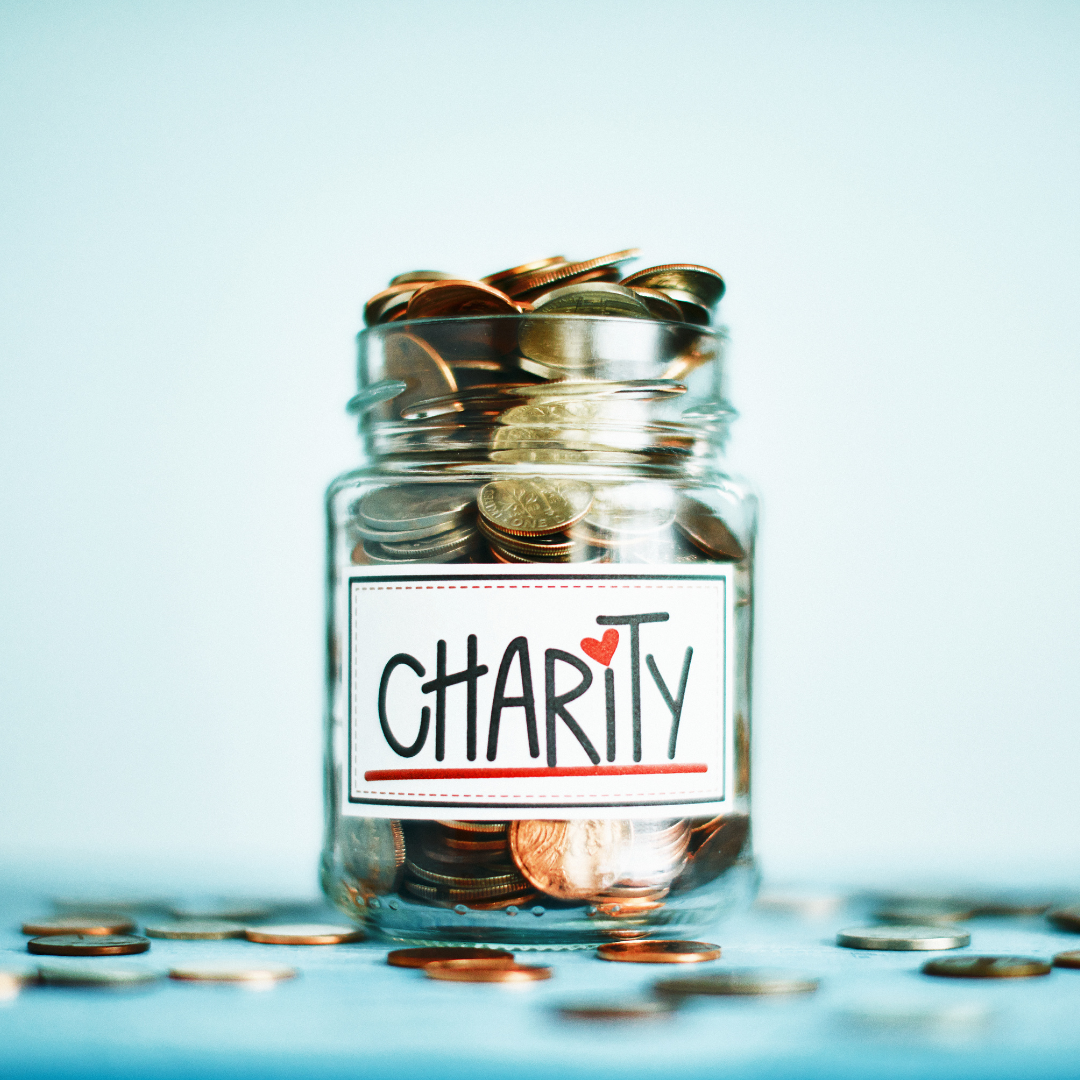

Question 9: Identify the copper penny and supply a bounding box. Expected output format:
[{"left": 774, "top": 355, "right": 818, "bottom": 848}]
[
  {"left": 386, "top": 947, "right": 515, "bottom": 969},
  {"left": 363, "top": 282, "right": 419, "bottom": 326},
  {"left": 21, "top": 915, "right": 135, "bottom": 936},
  {"left": 424, "top": 959, "right": 552, "bottom": 983},
  {"left": 389, "top": 270, "right": 455, "bottom": 286},
  {"left": 597, "top": 939, "right": 721, "bottom": 964},
  {"left": 27, "top": 934, "right": 150, "bottom": 956},
  {"left": 482, "top": 256, "right": 567, "bottom": 293},
  {"left": 619, "top": 263, "right": 726, "bottom": 308},
  {"left": 405, "top": 280, "right": 520, "bottom": 321},
  {"left": 555, "top": 999, "right": 675, "bottom": 1021},
  {"left": 511, "top": 248, "right": 641, "bottom": 298},
  {"left": 509, "top": 819, "right": 630, "bottom": 900},
  {"left": 922, "top": 955, "right": 1052, "bottom": 979},
  {"left": 244, "top": 924, "right": 363, "bottom": 945},
  {"left": 1052, "top": 950, "right": 1080, "bottom": 970},
  {"left": 1048, "top": 906, "right": 1080, "bottom": 932}
]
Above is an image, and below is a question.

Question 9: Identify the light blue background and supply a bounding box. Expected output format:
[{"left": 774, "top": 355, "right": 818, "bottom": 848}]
[{"left": 1, "top": 1, "right": 1078, "bottom": 890}]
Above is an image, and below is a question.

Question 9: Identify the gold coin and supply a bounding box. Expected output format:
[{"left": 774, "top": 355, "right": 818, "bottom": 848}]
[
  {"left": 144, "top": 920, "right": 247, "bottom": 940},
  {"left": 405, "top": 280, "right": 521, "bottom": 320},
  {"left": 27, "top": 934, "right": 150, "bottom": 956},
  {"left": 531, "top": 282, "right": 652, "bottom": 320},
  {"left": 386, "top": 947, "right": 515, "bottom": 970},
  {"left": 555, "top": 999, "right": 675, "bottom": 1021},
  {"left": 21, "top": 915, "right": 135, "bottom": 936},
  {"left": 424, "top": 959, "right": 552, "bottom": 983},
  {"left": 243, "top": 924, "right": 363, "bottom": 945},
  {"left": 478, "top": 477, "right": 593, "bottom": 536},
  {"left": 168, "top": 963, "right": 298, "bottom": 983},
  {"left": 434, "top": 820, "right": 508, "bottom": 833},
  {"left": 922, "top": 955, "right": 1052, "bottom": 978},
  {"left": 597, "top": 940, "right": 721, "bottom": 964},
  {"left": 674, "top": 496, "right": 745, "bottom": 560},
  {"left": 1048, "top": 906, "right": 1080, "bottom": 932},
  {"left": 1053, "top": 950, "right": 1080, "bottom": 969},
  {"left": 382, "top": 332, "right": 458, "bottom": 414},
  {"left": 509, "top": 820, "right": 631, "bottom": 901}
]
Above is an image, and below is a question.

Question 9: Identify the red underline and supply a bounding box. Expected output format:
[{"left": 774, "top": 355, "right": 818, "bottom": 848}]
[{"left": 364, "top": 764, "right": 708, "bottom": 781}]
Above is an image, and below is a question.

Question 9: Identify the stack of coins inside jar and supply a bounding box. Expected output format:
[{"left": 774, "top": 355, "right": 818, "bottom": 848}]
[{"left": 324, "top": 248, "right": 757, "bottom": 945}]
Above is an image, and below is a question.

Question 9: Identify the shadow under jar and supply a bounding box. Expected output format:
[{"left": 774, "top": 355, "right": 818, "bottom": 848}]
[{"left": 321, "top": 313, "right": 758, "bottom": 947}]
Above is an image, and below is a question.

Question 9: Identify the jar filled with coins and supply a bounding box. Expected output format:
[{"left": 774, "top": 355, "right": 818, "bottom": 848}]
[{"left": 321, "top": 250, "right": 758, "bottom": 946}]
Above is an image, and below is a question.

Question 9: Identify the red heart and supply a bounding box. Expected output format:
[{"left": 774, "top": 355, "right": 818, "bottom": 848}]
[{"left": 581, "top": 628, "right": 619, "bottom": 666}]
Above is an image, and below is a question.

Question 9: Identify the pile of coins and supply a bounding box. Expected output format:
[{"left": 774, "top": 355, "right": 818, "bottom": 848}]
[
  {"left": 349, "top": 479, "right": 745, "bottom": 568},
  {"left": 362, "top": 250, "right": 725, "bottom": 330},
  {"left": 339, "top": 812, "right": 750, "bottom": 914}
]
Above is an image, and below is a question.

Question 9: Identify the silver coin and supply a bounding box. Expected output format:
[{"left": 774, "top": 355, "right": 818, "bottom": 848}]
[
  {"left": 366, "top": 525, "right": 477, "bottom": 559},
  {"left": 339, "top": 817, "right": 407, "bottom": 895},
  {"left": 530, "top": 282, "right": 653, "bottom": 319},
  {"left": 144, "top": 920, "right": 248, "bottom": 940},
  {"left": 353, "top": 514, "right": 471, "bottom": 544},
  {"left": 37, "top": 961, "right": 163, "bottom": 987},
  {"left": 358, "top": 484, "right": 478, "bottom": 531},
  {"left": 169, "top": 901, "right": 275, "bottom": 921},
  {"left": 874, "top": 901, "right": 974, "bottom": 925},
  {"left": 362, "top": 534, "right": 477, "bottom": 565},
  {"left": 837, "top": 925, "right": 971, "bottom": 951},
  {"left": 654, "top": 969, "right": 819, "bottom": 997},
  {"left": 52, "top": 896, "right": 170, "bottom": 915}
]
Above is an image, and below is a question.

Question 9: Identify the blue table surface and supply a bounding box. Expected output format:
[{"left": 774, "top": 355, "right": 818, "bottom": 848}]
[{"left": 3, "top": 870, "right": 1080, "bottom": 1080}]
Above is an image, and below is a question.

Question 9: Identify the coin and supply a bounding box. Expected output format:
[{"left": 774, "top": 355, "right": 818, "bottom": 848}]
[
  {"left": 654, "top": 969, "right": 819, "bottom": 997},
  {"left": 1052, "top": 950, "right": 1080, "bottom": 969},
  {"left": 382, "top": 332, "right": 458, "bottom": 414},
  {"left": 674, "top": 496, "right": 745, "bottom": 560},
  {"left": 168, "top": 963, "right": 298, "bottom": 983},
  {"left": 0, "top": 965, "right": 38, "bottom": 996},
  {"left": 389, "top": 270, "right": 456, "bottom": 286},
  {"left": 363, "top": 525, "right": 478, "bottom": 561},
  {"left": 364, "top": 282, "right": 420, "bottom": 326},
  {"left": 386, "top": 947, "right": 515, "bottom": 969},
  {"left": 52, "top": 896, "right": 169, "bottom": 915},
  {"left": 21, "top": 915, "right": 135, "bottom": 936},
  {"left": 37, "top": 962, "right": 162, "bottom": 988},
  {"left": 597, "top": 940, "right": 721, "bottom": 964},
  {"left": 755, "top": 890, "right": 846, "bottom": 918},
  {"left": 630, "top": 287, "right": 684, "bottom": 322},
  {"left": 424, "top": 959, "right": 552, "bottom": 983},
  {"left": 922, "top": 956, "right": 1051, "bottom": 979},
  {"left": 836, "top": 926, "right": 971, "bottom": 951},
  {"left": 511, "top": 249, "right": 641, "bottom": 298},
  {"left": 243, "top": 924, "right": 363, "bottom": 945},
  {"left": 478, "top": 477, "right": 593, "bottom": 536},
  {"left": 144, "top": 920, "right": 247, "bottom": 940},
  {"left": 531, "top": 282, "right": 653, "bottom": 320},
  {"left": 620, "top": 264, "right": 726, "bottom": 312},
  {"left": 840, "top": 999, "right": 993, "bottom": 1031},
  {"left": 482, "top": 256, "right": 567, "bottom": 295},
  {"left": 436, "top": 820, "right": 508, "bottom": 833},
  {"left": 672, "top": 814, "right": 749, "bottom": 893},
  {"left": 1048, "top": 906, "right": 1080, "bottom": 932},
  {"left": 405, "top": 280, "right": 521, "bottom": 321},
  {"left": 168, "top": 900, "right": 278, "bottom": 921},
  {"left": 875, "top": 901, "right": 974, "bottom": 925},
  {"left": 509, "top": 820, "right": 631, "bottom": 900},
  {"left": 27, "top": 934, "right": 150, "bottom": 956},
  {"left": 477, "top": 517, "right": 578, "bottom": 557},
  {"left": 554, "top": 999, "right": 676, "bottom": 1021},
  {"left": 339, "top": 817, "right": 407, "bottom": 895}
]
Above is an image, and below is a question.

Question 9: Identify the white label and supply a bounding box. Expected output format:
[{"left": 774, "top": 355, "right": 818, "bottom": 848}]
[{"left": 345, "top": 564, "right": 733, "bottom": 820}]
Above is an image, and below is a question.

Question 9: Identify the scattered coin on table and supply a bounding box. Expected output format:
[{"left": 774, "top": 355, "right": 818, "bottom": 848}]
[
  {"left": 168, "top": 963, "right": 298, "bottom": 984},
  {"left": 169, "top": 901, "right": 276, "bottom": 922},
  {"left": 1052, "top": 951, "right": 1080, "bottom": 970},
  {"left": 37, "top": 961, "right": 162, "bottom": 988},
  {"left": 654, "top": 969, "right": 819, "bottom": 997},
  {"left": 52, "top": 896, "right": 169, "bottom": 915},
  {"left": 836, "top": 925, "right": 971, "bottom": 951},
  {"left": 596, "top": 940, "right": 722, "bottom": 964},
  {"left": 873, "top": 900, "right": 975, "bottom": 925},
  {"left": 144, "top": 920, "right": 247, "bottom": 940},
  {"left": 424, "top": 959, "right": 552, "bottom": 983},
  {"left": 27, "top": 934, "right": 151, "bottom": 956},
  {"left": 244, "top": 924, "right": 363, "bottom": 945},
  {"left": 386, "top": 947, "right": 515, "bottom": 969},
  {"left": 554, "top": 999, "right": 677, "bottom": 1022},
  {"left": 755, "top": 891, "right": 847, "bottom": 918},
  {"left": 1047, "top": 906, "right": 1080, "bottom": 932},
  {"left": 922, "top": 956, "right": 1052, "bottom": 979},
  {"left": 21, "top": 915, "right": 136, "bottom": 936}
]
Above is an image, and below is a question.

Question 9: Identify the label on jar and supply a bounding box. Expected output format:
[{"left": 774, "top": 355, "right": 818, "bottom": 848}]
[{"left": 344, "top": 565, "right": 735, "bottom": 820}]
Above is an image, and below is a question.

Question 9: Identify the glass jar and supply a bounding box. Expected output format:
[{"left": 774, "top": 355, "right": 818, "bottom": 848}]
[{"left": 321, "top": 311, "right": 757, "bottom": 947}]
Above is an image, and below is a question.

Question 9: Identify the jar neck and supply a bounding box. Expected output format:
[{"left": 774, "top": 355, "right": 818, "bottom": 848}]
[{"left": 351, "top": 316, "right": 736, "bottom": 475}]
